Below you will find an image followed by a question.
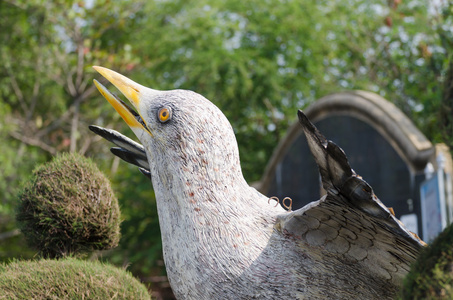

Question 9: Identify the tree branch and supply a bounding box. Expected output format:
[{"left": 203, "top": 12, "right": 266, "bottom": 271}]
[
  {"left": 35, "top": 83, "right": 97, "bottom": 139},
  {"left": 0, "top": 229, "right": 21, "bottom": 241},
  {"left": 26, "top": 32, "right": 45, "bottom": 123},
  {"left": 9, "top": 131, "right": 57, "bottom": 155},
  {"left": 79, "top": 132, "right": 94, "bottom": 155},
  {"left": 4, "top": 59, "right": 28, "bottom": 115},
  {"left": 75, "top": 34, "right": 85, "bottom": 92},
  {"left": 70, "top": 101, "right": 79, "bottom": 153}
]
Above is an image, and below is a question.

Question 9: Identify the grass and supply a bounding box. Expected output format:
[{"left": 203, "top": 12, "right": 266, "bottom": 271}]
[{"left": 0, "top": 258, "right": 151, "bottom": 299}]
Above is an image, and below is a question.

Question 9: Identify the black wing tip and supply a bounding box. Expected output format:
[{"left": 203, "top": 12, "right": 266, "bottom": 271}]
[
  {"left": 298, "top": 109, "right": 358, "bottom": 194},
  {"left": 110, "top": 146, "right": 125, "bottom": 156},
  {"left": 110, "top": 147, "right": 136, "bottom": 164},
  {"left": 89, "top": 124, "right": 103, "bottom": 134},
  {"left": 90, "top": 125, "right": 152, "bottom": 179},
  {"left": 298, "top": 110, "right": 327, "bottom": 146},
  {"left": 139, "top": 167, "right": 152, "bottom": 180},
  {"left": 110, "top": 147, "right": 149, "bottom": 170},
  {"left": 89, "top": 124, "right": 112, "bottom": 141},
  {"left": 90, "top": 126, "right": 117, "bottom": 147},
  {"left": 326, "top": 141, "right": 353, "bottom": 178},
  {"left": 297, "top": 110, "right": 312, "bottom": 130}
]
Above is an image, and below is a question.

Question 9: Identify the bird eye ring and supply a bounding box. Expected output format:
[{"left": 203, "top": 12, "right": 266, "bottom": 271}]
[{"left": 158, "top": 107, "right": 172, "bottom": 123}]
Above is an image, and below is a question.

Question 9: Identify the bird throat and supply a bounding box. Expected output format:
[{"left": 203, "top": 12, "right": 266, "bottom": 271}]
[{"left": 148, "top": 146, "right": 280, "bottom": 298}]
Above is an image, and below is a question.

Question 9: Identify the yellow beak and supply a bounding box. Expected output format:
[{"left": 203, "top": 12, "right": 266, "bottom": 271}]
[{"left": 93, "top": 66, "right": 152, "bottom": 137}]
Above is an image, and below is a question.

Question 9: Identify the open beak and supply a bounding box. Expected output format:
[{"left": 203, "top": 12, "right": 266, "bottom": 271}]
[{"left": 93, "top": 66, "right": 153, "bottom": 138}]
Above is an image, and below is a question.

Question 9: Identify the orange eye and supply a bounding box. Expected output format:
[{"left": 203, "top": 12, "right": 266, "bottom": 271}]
[{"left": 158, "top": 107, "right": 172, "bottom": 123}]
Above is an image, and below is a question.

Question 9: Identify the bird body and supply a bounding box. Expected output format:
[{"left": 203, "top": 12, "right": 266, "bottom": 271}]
[{"left": 91, "top": 67, "right": 424, "bottom": 299}]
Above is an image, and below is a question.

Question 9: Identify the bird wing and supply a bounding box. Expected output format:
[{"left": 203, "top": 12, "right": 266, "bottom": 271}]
[
  {"left": 89, "top": 125, "right": 151, "bottom": 179},
  {"left": 276, "top": 110, "right": 424, "bottom": 284}
]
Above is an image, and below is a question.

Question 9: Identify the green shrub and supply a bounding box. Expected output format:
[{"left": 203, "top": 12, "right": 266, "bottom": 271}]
[
  {"left": 400, "top": 223, "right": 453, "bottom": 299},
  {"left": 0, "top": 258, "right": 151, "bottom": 299},
  {"left": 16, "top": 153, "right": 121, "bottom": 258}
]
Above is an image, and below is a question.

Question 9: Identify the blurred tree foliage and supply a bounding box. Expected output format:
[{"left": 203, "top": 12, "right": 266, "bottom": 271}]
[
  {"left": 0, "top": 0, "right": 144, "bottom": 211},
  {"left": 123, "top": 0, "right": 453, "bottom": 179},
  {"left": 1, "top": 0, "right": 452, "bottom": 297}
]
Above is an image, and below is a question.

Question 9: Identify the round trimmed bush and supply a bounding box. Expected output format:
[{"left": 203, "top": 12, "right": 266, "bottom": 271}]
[
  {"left": 0, "top": 258, "right": 151, "bottom": 299},
  {"left": 400, "top": 223, "right": 453, "bottom": 299},
  {"left": 16, "top": 153, "right": 120, "bottom": 258}
]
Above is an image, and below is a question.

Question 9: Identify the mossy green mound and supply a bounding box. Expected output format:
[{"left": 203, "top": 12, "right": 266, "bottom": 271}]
[
  {"left": 400, "top": 223, "right": 453, "bottom": 299},
  {"left": 0, "top": 258, "right": 150, "bottom": 299},
  {"left": 16, "top": 153, "right": 121, "bottom": 258}
]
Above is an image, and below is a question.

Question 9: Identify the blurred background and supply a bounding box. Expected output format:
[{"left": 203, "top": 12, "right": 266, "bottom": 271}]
[{"left": 1, "top": 0, "right": 452, "bottom": 298}]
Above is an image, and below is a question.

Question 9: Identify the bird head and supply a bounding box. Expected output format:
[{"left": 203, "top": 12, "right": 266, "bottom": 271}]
[{"left": 93, "top": 66, "right": 244, "bottom": 191}]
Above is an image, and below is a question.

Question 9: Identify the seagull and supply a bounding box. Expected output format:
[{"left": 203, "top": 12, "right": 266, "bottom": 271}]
[{"left": 90, "top": 66, "right": 424, "bottom": 299}]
